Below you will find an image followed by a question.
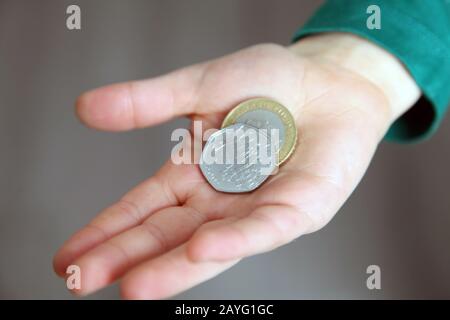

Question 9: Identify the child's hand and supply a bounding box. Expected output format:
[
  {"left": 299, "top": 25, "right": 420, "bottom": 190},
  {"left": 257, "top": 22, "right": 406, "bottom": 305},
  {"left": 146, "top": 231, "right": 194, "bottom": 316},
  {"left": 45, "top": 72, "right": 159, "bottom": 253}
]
[{"left": 53, "top": 33, "right": 419, "bottom": 299}]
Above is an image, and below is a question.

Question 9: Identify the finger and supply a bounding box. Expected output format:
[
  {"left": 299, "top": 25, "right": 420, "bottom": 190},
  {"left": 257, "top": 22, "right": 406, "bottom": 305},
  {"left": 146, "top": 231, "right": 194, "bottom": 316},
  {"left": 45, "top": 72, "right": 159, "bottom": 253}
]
[
  {"left": 69, "top": 205, "right": 207, "bottom": 296},
  {"left": 53, "top": 161, "right": 201, "bottom": 276},
  {"left": 186, "top": 204, "right": 313, "bottom": 262},
  {"left": 120, "top": 244, "right": 239, "bottom": 300},
  {"left": 76, "top": 63, "right": 207, "bottom": 131}
]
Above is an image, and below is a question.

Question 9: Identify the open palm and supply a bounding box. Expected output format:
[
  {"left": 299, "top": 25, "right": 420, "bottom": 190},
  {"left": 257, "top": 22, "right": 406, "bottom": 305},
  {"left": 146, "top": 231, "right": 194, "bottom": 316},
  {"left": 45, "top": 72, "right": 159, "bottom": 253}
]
[{"left": 54, "top": 42, "right": 392, "bottom": 299}]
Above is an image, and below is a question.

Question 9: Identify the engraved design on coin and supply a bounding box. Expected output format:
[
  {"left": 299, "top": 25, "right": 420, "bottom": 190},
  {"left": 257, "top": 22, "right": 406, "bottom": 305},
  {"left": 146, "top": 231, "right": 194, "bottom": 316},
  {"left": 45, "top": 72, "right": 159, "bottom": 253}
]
[
  {"left": 221, "top": 98, "right": 297, "bottom": 165},
  {"left": 199, "top": 123, "right": 276, "bottom": 193},
  {"left": 234, "top": 109, "right": 284, "bottom": 157}
]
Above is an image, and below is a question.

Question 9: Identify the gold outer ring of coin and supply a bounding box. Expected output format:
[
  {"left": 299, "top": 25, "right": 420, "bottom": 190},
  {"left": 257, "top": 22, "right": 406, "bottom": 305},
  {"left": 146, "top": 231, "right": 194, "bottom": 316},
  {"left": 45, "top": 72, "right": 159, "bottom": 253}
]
[{"left": 221, "top": 98, "right": 298, "bottom": 165}]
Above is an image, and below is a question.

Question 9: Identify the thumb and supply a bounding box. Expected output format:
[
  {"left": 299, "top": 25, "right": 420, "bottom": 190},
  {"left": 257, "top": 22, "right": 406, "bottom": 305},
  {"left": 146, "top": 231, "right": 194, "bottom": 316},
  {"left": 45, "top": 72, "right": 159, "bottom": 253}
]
[{"left": 75, "top": 62, "right": 207, "bottom": 131}]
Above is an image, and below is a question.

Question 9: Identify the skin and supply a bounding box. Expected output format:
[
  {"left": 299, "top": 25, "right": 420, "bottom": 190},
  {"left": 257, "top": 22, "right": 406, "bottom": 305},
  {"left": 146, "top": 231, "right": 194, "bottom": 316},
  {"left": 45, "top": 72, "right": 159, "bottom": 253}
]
[{"left": 53, "top": 33, "right": 420, "bottom": 299}]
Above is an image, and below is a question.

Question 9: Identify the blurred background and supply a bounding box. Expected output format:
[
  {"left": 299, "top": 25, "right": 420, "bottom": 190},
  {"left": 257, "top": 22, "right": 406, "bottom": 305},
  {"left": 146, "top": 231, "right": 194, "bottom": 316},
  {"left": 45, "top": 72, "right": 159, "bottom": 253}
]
[{"left": 0, "top": 0, "right": 449, "bottom": 299}]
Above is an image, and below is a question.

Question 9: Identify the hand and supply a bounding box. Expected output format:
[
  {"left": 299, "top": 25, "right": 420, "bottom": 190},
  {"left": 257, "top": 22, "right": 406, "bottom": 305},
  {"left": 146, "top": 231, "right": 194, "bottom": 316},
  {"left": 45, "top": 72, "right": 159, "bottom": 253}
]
[{"left": 53, "top": 33, "right": 420, "bottom": 299}]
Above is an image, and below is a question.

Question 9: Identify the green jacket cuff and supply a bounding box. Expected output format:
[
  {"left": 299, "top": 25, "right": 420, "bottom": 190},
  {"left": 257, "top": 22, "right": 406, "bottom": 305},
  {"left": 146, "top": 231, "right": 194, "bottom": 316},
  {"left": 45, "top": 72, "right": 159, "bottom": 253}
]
[{"left": 293, "top": 0, "right": 450, "bottom": 142}]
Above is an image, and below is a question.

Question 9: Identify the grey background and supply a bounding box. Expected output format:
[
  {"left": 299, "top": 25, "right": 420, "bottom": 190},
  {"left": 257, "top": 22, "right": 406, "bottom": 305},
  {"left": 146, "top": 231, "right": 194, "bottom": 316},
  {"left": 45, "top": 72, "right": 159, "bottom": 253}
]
[{"left": 0, "top": 0, "right": 449, "bottom": 299}]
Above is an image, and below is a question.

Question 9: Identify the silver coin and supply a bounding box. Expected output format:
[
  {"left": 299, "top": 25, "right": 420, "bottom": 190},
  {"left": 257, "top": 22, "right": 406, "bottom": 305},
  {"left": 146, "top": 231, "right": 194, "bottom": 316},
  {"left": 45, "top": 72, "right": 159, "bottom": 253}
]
[
  {"left": 199, "top": 123, "right": 277, "bottom": 193},
  {"left": 233, "top": 109, "right": 284, "bottom": 154}
]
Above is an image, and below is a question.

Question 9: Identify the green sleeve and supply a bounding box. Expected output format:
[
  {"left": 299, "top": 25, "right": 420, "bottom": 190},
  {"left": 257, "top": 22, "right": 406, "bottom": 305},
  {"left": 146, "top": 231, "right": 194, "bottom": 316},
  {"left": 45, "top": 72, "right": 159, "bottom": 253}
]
[{"left": 293, "top": 0, "right": 450, "bottom": 142}]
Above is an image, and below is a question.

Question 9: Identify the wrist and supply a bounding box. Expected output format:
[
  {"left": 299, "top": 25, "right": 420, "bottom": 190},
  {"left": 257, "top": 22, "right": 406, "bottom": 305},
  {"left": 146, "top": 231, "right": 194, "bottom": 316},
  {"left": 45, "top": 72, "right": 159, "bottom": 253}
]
[{"left": 288, "top": 32, "right": 421, "bottom": 125}]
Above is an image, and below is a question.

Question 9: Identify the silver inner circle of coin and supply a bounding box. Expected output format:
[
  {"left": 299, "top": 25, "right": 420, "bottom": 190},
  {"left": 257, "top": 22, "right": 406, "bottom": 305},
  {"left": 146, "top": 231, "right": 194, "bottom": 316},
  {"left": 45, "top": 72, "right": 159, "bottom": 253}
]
[
  {"left": 199, "top": 123, "right": 277, "bottom": 193},
  {"left": 232, "top": 109, "right": 285, "bottom": 154}
]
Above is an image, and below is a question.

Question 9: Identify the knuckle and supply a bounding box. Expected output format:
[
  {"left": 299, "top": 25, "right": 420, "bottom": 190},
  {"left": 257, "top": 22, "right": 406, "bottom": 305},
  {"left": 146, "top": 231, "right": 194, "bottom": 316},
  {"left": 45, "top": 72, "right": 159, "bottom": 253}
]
[{"left": 115, "top": 198, "right": 142, "bottom": 224}]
